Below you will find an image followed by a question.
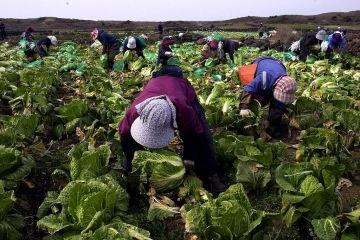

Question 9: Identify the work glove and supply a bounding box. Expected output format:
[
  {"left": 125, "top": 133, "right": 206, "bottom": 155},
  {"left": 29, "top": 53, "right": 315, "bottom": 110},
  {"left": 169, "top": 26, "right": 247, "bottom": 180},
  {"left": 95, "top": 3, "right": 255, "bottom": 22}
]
[
  {"left": 164, "top": 51, "right": 173, "bottom": 57},
  {"left": 240, "top": 109, "right": 254, "bottom": 117}
]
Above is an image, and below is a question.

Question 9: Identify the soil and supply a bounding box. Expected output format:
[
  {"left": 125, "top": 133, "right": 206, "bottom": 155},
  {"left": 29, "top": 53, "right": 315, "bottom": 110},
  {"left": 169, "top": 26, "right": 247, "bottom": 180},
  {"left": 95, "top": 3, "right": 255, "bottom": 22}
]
[{"left": 340, "top": 185, "right": 360, "bottom": 211}]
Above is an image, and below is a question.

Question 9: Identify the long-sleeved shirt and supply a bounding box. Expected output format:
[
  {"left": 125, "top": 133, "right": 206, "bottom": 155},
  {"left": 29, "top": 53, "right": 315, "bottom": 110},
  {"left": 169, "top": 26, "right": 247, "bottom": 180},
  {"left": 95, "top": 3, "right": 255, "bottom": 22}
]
[
  {"left": 37, "top": 37, "right": 52, "bottom": 48},
  {"left": 20, "top": 31, "right": 34, "bottom": 42},
  {"left": 97, "top": 30, "right": 119, "bottom": 54},
  {"left": 119, "top": 76, "right": 204, "bottom": 137},
  {"left": 122, "top": 37, "right": 145, "bottom": 58},
  {"left": 118, "top": 76, "right": 216, "bottom": 173},
  {"left": 328, "top": 34, "right": 346, "bottom": 50},
  {"left": 222, "top": 40, "right": 240, "bottom": 61},
  {"left": 157, "top": 44, "right": 172, "bottom": 65},
  {"left": 242, "top": 57, "right": 287, "bottom": 109}
]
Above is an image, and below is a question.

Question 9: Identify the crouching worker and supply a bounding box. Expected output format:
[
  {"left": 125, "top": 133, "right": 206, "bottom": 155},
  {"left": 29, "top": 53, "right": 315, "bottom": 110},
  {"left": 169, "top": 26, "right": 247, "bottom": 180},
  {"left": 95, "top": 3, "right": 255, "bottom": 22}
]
[
  {"left": 201, "top": 39, "right": 223, "bottom": 65},
  {"left": 157, "top": 36, "right": 175, "bottom": 66},
  {"left": 297, "top": 29, "right": 328, "bottom": 61},
  {"left": 122, "top": 36, "right": 146, "bottom": 58},
  {"left": 37, "top": 36, "right": 58, "bottom": 57},
  {"left": 118, "top": 66, "right": 225, "bottom": 194},
  {"left": 121, "top": 36, "right": 146, "bottom": 70},
  {"left": 221, "top": 39, "right": 241, "bottom": 63},
  {"left": 91, "top": 28, "right": 121, "bottom": 70},
  {"left": 238, "top": 57, "right": 297, "bottom": 138},
  {"left": 20, "top": 27, "right": 36, "bottom": 59},
  {"left": 324, "top": 31, "right": 346, "bottom": 59}
]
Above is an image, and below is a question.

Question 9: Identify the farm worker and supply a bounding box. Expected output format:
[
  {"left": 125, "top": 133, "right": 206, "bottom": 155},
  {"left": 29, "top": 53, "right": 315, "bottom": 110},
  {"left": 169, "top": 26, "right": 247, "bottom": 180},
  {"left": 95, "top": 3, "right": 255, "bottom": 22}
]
[
  {"left": 138, "top": 34, "right": 148, "bottom": 46},
  {"left": 324, "top": 31, "right": 346, "bottom": 58},
  {"left": 238, "top": 57, "right": 297, "bottom": 138},
  {"left": 157, "top": 36, "right": 175, "bottom": 66},
  {"left": 258, "top": 23, "right": 266, "bottom": 39},
  {"left": 158, "top": 23, "right": 164, "bottom": 35},
  {"left": 37, "top": 36, "right": 58, "bottom": 57},
  {"left": 91, "top": 28, "right": 121, "bottom": 70},
  {"left": 201, "top": 39, "right": 223, "bottom": 64},
  {"left": 221, "top": 39, "right": 241, "bottom": 63},
  {"left": 201, "top": 38, "right": 240, "bottom": 64},
  {"left": 20, "top": 27, "right": 37, "bottom": 58},
  {"left": 118, "top": 66, "right": 225, "bottom": 194},
  {"left": 0, "top": 21, "right": 6, "bottom": 41},
  {"left": 20, "top": 27, "right": 35, "bottom": 42},
  {"left": 122, "top": 36, "right": 146, "bottom": 58},
  {"left": 297, "top": 30, "right": 328, "bottom": 62}
]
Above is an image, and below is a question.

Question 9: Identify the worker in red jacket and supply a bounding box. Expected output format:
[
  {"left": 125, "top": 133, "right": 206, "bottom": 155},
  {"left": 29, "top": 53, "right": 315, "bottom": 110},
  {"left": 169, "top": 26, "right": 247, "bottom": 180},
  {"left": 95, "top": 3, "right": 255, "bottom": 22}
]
[
  {"left": 118, "top": 66, "right": 225, "bottom": 194},
  {"left": 239, "top": 57, "right": 297, "bottom": 138}
]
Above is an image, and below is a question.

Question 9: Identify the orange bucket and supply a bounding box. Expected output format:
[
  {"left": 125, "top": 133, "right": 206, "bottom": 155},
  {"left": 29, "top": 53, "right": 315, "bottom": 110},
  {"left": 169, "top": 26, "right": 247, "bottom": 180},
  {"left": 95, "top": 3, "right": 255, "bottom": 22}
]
[{"left": 238, "top": 64, "right": 257, "bottom": 85}]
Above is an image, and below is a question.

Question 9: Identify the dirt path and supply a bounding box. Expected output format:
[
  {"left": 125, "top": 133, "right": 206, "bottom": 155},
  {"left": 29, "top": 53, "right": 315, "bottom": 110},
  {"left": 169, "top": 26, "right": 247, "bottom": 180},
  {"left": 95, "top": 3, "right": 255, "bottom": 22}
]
[{"left": 16, "top": 72, "right": 82, "bottom": 240}]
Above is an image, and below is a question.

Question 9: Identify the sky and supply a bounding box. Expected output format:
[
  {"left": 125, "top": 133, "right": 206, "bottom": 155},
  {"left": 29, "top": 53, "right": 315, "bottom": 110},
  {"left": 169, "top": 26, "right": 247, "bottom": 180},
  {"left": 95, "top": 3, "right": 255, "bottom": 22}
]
[{"left": 1, "top": 0, "right": 360, "bottom": 21}]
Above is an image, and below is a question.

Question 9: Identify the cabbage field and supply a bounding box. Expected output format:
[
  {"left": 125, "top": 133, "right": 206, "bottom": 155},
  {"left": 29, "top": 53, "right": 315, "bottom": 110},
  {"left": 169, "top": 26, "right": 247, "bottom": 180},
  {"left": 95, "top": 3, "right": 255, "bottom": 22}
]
[{"left": 0, "top": 34, "right": 360, "bottom": 240}]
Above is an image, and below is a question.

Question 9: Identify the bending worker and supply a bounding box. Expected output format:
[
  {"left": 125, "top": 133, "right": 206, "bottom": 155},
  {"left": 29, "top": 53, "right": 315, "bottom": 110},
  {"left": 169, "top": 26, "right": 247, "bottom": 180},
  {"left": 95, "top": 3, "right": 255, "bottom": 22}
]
[
  {"left": 221, "top": 39, "right": 241, "bottom": 63},
  {"left": 239, "top": 57, "right": 297, "bottom": 138},
  {"left": 20, "top": 27, "right": 35, "bottom": 42},
  {"left": 122, "top": 36, "right": 146, "bottom": 58},
  {"left": 37, "top": 36, "right": 58, "bottom": 57},
  {"left": 157, "top": 36, "right": 175, "bottom": 66},
  {"left": 91, "top": 28, "right": 121, "bottom": 70},
  {"left": 118, "top": 66, "right": 225, "bottom": 194},
  {"left": 325, "top": 31, "right": 346, "bottom": 58},
  {"left": 201, "top": 37, "right": 240, "bottom": 64},
  {"left": 298, "top": 29, "right": 328, "bottom": 61}
]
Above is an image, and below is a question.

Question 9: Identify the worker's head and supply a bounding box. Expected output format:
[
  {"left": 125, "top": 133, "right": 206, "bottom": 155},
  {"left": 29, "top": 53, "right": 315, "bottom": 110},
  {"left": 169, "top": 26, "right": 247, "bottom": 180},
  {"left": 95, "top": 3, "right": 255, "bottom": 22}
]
[
  {"left": 315, "top": 30, "right": 327, "bottom": 41},
  {"left": 27, "top": 27, "right": 34, "bottom": 33},
  {"left": 130, "top": 96, "right": 176, "bottom": 149},
  {"left": 91, "top": 28, "right": 99, "bottom": 41},
  {"left": 332, "top": 32, "right": 342, "bottom": 44},
  {"left": 208, "top": 40, "right": 219, "bottom": 49},
  {"left": 178, "top": 33, "right": 184, "bottom": 38},
  {"left": 161, "top": 36, "right": 174, "bottom": 47},
  {"left": 273, "top": 76, "right": 297, "bottom": 104},
  {"left": 127, "top": 36, "right": 137, "bottom": 49},
  {"left": 47, "top": 36, "right": 58, "bottom": 46}
]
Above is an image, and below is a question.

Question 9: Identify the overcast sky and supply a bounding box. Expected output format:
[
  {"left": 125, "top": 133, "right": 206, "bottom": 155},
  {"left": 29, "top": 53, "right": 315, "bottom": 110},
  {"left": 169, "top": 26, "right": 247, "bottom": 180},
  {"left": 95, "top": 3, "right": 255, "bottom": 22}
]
[{"left": 2, "top": 0, "right": 360, "bottom": 21}]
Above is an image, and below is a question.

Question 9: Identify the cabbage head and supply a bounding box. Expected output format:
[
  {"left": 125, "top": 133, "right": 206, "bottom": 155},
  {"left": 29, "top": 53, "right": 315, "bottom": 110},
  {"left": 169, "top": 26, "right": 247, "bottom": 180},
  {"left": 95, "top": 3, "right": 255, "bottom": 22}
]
[{"left": 132, "top": 150, "right": 185, "bottom": 193}]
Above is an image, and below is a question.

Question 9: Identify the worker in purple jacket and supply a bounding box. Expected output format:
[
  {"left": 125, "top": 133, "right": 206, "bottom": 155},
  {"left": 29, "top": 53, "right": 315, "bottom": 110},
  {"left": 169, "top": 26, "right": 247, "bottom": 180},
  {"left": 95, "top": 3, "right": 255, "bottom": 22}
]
[
  {"left": 118, "top": 66, "right": 225, "bottom": 194},
  {"left": 91, "top": 28, "right": 121, "bottom": 70},
  {"left": 239, "top": 57, "right": 297, "bottom": 138}
]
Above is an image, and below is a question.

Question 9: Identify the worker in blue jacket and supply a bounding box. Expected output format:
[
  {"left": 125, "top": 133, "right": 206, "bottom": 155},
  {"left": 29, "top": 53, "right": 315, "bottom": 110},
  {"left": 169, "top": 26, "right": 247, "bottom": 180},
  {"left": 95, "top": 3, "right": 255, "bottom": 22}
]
[
  {"left": 325, "top": 31, "right": 346, "bottom": 58},
  {"left": 91, "top": 28, "right": 121, "bottom": 70},
  {"left": 239, "top": 57, "right": 297, "bottom": 138}
]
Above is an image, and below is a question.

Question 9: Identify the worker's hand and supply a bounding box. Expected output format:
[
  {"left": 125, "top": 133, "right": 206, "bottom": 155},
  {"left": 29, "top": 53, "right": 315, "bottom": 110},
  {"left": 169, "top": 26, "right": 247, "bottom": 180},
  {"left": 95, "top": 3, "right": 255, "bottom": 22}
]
[
  {"left": 240, "top": 109, "right": 254, "bottom": 117},
  {"left": 310, "top": 80, "right": 319, "bottom": 90},
  {"left": 164, "top": 51, "right": 173, "bottom": 57}
]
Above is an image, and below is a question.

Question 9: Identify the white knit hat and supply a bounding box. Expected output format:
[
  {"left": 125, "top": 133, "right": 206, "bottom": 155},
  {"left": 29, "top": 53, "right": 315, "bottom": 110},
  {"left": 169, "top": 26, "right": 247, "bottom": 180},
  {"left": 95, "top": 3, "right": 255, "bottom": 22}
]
[
  {"left": 127, "top": 37, "right": 137, "bottom": 49},
  {"left": 130, "top": 95, "right": 177, "bottom": 149},
  {"left": 315, "top": 30, "right": 327, "bottom": 41},
  {"left": 47, "top": 36, "right": 58, "bottom": 46}
]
